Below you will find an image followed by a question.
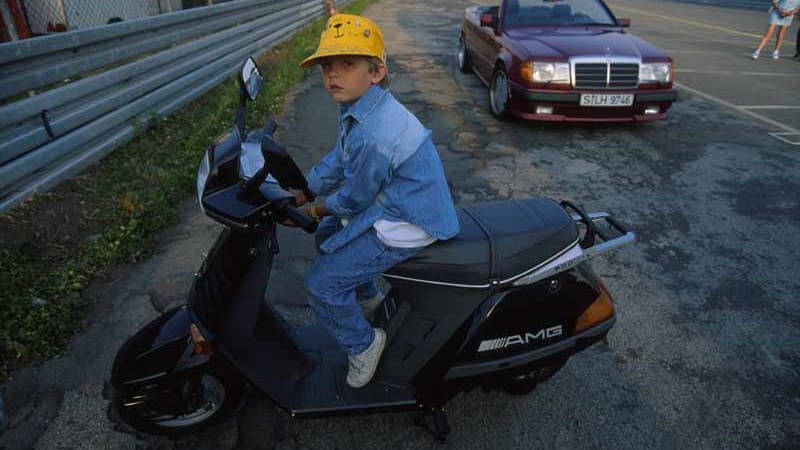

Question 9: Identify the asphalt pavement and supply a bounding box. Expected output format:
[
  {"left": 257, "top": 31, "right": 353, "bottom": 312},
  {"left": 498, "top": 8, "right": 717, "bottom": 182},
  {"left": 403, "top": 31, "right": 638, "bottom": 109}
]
[
  {"left": 1, "top": 0, "right": 799, "bottom": 449},
  {"left": 608, "top": 0, "right": 800, "bottom": 137}
]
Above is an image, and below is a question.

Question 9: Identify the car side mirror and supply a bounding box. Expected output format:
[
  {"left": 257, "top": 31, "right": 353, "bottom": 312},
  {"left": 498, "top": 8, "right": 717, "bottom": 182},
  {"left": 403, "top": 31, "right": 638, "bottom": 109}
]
[
  {"left": 480, "top": 13, "right": 499, "bottom": 29},
  {"left": 240, "top": 57, "right": 263, "bottom": 101},
  {"left": 617, "top": 17, "right": 631, "bottom": 28}
]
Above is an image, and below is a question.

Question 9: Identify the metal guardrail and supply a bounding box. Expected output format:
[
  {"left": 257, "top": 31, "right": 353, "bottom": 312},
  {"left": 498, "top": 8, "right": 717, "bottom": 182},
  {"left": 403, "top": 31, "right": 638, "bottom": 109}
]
[{"left": 0, "top": 0, "right": 343, "bottom": 213}]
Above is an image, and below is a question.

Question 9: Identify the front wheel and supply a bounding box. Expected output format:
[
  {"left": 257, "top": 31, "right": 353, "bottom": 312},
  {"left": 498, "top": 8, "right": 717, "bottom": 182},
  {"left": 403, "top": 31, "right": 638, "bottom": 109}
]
[
  {"left": 488, "top": 67, "right": 511, "bottom": 120},
  {"left": 113, "top": 363, "right": 243, "bottom": 435}
]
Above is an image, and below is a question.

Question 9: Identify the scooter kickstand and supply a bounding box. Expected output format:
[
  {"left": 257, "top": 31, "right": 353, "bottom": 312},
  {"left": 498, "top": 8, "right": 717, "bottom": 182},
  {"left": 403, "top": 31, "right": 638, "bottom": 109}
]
[{"left": 413, "top": 408, "right": 450, "bottom": 444}]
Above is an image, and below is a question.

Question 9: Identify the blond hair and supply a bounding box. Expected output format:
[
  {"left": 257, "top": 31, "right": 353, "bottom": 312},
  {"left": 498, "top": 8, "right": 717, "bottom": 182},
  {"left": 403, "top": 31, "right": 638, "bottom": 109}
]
[{"left": 365, "top": 56, "right": 390, "bottom": 88}]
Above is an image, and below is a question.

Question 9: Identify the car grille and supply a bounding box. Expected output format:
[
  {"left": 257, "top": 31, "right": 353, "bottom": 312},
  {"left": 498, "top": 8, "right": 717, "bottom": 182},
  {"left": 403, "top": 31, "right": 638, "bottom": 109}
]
[{"left": 574, "top": 63, "right": 639, "bottom": 89}]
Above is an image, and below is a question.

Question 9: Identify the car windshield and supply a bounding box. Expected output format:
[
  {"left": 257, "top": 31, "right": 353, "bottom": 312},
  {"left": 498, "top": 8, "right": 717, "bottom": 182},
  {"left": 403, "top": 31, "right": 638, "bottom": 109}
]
[{"left": 503, "top": 0, "right": 616, "bottom": 27}]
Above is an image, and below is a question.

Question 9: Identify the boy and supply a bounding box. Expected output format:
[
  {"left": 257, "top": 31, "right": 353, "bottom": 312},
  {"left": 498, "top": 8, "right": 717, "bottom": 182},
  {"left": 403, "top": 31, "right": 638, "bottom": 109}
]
[{"left": 293, "top": 14, "right": 459, "bottom": 388}]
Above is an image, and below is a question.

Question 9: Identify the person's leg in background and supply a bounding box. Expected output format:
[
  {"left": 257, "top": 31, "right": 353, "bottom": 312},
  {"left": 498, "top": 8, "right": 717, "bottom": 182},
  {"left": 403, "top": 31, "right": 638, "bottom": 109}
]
[
  {"left": 754, "top": 24, "right": 777, "bottom": 58},
  {"left": 773, "top": 25, "right": 789, "bottom": 58}
]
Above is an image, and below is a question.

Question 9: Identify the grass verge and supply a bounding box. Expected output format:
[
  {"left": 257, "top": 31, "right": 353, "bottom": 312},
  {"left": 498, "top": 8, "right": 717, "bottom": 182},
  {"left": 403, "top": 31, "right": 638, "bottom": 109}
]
[{"left": 0, "top": 0, "right": 374, "bottom": 379}]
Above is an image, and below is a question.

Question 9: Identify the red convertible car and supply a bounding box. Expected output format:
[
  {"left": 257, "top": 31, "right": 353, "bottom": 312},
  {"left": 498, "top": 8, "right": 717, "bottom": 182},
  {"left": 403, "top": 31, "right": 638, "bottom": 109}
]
[{"left": 458, "top": 0, "right": 677, "bottom": 122}]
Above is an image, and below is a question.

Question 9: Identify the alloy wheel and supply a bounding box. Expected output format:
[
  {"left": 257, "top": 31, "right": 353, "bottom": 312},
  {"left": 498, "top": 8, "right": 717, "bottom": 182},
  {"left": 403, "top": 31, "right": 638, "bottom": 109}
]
[
  {"left": 457, "top": 37, "right": 468, "bottom": 72},
  {"left": 489, "top": 69, "right": 510, "bottom": 118}
]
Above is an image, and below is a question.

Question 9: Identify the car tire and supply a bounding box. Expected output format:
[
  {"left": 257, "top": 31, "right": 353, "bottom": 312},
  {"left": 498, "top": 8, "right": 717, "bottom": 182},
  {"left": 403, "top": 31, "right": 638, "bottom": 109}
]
[
  {"left": 457, "top": 34, "right": 471, "bottom": 73},
  {"left": 488, "top": 66, "right": 511, "bottom": 120}
]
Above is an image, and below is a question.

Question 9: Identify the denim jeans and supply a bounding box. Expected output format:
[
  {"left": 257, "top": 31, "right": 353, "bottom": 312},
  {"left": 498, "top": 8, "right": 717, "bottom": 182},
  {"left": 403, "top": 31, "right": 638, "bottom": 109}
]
[
  {"left": 306, "top": 217, "right": 421, "bottom": 355},
  {"left": 313, "top": 217, "right": 381, "bottom": 302}
]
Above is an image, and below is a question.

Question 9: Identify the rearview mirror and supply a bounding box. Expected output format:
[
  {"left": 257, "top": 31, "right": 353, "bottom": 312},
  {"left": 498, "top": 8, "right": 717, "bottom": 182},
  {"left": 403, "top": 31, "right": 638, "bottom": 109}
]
[
  {"left": 480, "top": 13, "right": 498, "bottom": 29},
  {"left": 617, "top": 17, "right": 631, "bottom": 28},
  {"left": 240, "top": 57, "right": 263, "bottom": 101}
]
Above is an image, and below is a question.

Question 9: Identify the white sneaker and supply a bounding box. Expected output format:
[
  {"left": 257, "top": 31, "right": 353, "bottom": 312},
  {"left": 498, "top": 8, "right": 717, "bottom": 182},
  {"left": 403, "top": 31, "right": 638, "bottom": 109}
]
[
  {"left": 347, "top": 328, "right": 386, "bottom": 388},
  {"left": 771, "top": 50, "right": 780, "bottom": 60},
  {"left": 751, "top": 50, "right": 760, "bottom": 59}
]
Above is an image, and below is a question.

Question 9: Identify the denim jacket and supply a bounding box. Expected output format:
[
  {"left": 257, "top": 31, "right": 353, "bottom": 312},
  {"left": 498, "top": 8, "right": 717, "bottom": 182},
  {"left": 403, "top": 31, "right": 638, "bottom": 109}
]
[{"left": 307, "top": 85, "right": 459, "bottom": 253}]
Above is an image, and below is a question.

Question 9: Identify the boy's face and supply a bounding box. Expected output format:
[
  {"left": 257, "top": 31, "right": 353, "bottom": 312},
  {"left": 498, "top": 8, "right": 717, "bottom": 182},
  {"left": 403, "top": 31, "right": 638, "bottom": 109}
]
[{"left": 319, "top": 56, "right": 385, "bottom": 104}]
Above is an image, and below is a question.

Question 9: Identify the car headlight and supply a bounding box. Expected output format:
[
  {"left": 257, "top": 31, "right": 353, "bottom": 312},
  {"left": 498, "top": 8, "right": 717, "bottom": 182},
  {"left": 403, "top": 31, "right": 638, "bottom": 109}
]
[
  {"left": 639, "top": 62, "right": 671, "bottom": 83},
  {"left": 521, "top": 61, "right": 570, "bottom": 84}
]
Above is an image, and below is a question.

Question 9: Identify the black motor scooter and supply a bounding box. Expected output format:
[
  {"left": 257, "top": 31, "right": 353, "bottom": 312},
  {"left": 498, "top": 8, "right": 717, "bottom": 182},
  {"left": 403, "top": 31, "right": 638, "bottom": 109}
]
[{"left": 111, "top": 58, "right": 635, "bottom": 442}]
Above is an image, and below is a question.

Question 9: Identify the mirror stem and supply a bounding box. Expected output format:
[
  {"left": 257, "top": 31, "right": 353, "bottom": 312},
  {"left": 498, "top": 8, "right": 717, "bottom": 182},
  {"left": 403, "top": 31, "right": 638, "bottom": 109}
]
[{"left": 235, "top": 88, "right": 247, "bottom": 136}]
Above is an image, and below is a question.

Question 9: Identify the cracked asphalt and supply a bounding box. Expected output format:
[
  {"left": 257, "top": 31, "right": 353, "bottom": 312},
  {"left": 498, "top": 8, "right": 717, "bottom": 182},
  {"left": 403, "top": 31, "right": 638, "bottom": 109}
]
[{"left": 2, "top": 0, "right": 799, "bottom": 448}]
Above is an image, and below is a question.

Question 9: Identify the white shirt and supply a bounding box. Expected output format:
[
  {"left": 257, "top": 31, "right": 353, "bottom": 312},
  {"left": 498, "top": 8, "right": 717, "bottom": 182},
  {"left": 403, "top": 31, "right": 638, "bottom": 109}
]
[
  {"left": 373, "top": 219, "right": 437, "bottom": 248},
  {"left": 340, "top": 218, "right": 436, "bottom": 248}
]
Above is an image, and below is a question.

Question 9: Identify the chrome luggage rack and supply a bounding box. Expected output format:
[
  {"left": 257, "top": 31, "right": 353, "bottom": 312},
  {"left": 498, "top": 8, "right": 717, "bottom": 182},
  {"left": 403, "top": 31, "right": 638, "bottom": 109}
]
[{"left": 511, "top": 201, "right": 636, "bottom": 287}]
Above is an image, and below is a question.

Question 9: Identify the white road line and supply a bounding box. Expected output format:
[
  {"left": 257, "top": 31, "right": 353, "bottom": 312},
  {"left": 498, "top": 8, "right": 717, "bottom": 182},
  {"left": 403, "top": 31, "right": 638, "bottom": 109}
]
[
  {"left": 740, "top": 72, "right": 800, "bottom": 77},
  {"left": 675, "top": 81, "right": 800, "bottom": 135},
  {"left": 663, "top": 50, "right": 727, "bottom": 54},
  {"left": 740, "top": 106, "right": 800, "bottom": 110},
  {"left": 770, "top": 133, "right": 800, "bottom": 146},
  {"left": 675, "top": 69, "right": 797, "bottom": 77}
]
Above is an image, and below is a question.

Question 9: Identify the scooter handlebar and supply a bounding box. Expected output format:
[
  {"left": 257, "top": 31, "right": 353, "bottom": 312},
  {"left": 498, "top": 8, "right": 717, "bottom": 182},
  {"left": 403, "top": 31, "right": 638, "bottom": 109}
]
[{"left": 281, "top": 201, "right": 318, "bottom": 234}]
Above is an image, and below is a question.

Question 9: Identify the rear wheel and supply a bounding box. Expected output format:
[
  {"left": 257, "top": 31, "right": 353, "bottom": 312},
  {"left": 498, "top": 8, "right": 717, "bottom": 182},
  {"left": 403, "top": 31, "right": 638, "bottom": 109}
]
[
  {"left": 113, "top": 364, "right": 243, "bottom": 435},
  {"left": 488, "top": 66, "right": 511, "bottom": 120},
  {"left": 502, "top": 359, "right": 567, "bottom": 396},
  {"left": 457, "top": 34, "right": 471, "bottom": 73}
]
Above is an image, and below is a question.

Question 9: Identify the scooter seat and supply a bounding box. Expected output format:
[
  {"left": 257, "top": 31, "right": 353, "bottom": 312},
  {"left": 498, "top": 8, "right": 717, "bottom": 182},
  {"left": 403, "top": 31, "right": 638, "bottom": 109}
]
[{"left": 385, "top": 198, "right": 578, "bottom": 287}]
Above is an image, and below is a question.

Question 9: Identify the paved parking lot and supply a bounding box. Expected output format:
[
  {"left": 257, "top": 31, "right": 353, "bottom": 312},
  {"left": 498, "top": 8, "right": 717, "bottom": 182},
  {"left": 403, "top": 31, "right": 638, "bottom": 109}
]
[
  {"left": 608, "top": 0, "right": 800, "bottom": 140},
  {"left": 2, "top": 0, "right": 799, "bottom": 449}
]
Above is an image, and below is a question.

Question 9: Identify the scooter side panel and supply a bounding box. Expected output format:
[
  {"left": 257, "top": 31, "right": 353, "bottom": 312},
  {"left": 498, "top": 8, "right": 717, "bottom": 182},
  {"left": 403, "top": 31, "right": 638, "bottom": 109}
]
[
  {"left": 377, "top": 279, "right": 492, "bottom": 383},
  {"left": 189, "top": 227, "right": 259, "bottom": 333},
  {"left": 191, "top": 225, "right": 314, "bottom": 409},
  {"left": 440, "top": 263, "right": 611, "bottom": 382},
  {"left": 456, "top": 267, "right": 599, "bottom": 365}
]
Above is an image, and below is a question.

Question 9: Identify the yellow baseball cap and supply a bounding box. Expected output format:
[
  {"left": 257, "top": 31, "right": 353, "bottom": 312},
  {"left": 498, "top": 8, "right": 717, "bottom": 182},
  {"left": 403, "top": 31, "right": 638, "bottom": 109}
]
[{"left": 300, "top": 14, "right": 386, "bottom": 68}]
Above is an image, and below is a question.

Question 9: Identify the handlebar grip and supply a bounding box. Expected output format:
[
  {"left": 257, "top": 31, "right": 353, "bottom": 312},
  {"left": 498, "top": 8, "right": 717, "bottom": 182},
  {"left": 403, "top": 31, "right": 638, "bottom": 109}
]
[{"left": 284, "top": 203, "right": 318, "bottom": 234}]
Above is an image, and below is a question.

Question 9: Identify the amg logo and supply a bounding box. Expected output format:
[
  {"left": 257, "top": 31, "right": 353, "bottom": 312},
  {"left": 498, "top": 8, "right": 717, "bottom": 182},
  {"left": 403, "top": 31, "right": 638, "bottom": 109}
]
[{"left": 477, "top": 326, "right": 563, "bottom": 352}]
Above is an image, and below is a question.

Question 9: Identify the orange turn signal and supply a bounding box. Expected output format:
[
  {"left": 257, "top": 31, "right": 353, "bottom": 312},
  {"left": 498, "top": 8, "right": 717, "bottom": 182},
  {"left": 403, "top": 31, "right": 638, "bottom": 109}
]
[
  {"left": 520, "top": 62, "right": 534, "bottom": 83},
  {"left": 190, "top": 323, "right": 214, "bottom": 355},
  {"left": 574, "top": 288, "right": 615, "bottom": 333},
  {"left": 669, "top": 60, "right": 676, "bottom": 84}
]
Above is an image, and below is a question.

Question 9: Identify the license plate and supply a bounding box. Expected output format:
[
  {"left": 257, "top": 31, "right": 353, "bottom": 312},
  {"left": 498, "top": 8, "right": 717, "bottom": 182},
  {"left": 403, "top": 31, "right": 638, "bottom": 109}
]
[{"left": 580, "top": 94, "right": 634, "bottom": 107}]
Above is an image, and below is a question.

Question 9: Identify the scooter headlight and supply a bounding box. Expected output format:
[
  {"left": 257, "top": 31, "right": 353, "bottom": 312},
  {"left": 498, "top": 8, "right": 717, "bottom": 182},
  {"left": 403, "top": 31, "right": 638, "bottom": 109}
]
[{"left": 196, "top": 150, "right": 211, "bottom": 212}]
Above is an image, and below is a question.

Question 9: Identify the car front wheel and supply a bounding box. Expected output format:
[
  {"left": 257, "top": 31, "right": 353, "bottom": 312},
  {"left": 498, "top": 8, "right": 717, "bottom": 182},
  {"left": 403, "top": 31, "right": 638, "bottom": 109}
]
[
  {"left": 457, "top": 35, "right": 470, "bottom": 73},
  {"left": 489, "top": 67, "right": 511, "bottom": 119}
]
